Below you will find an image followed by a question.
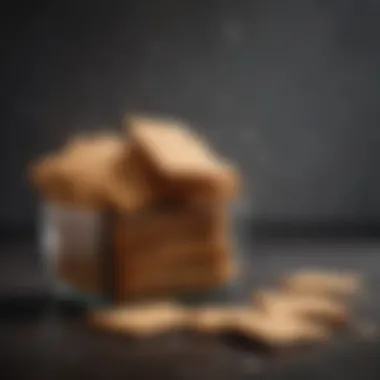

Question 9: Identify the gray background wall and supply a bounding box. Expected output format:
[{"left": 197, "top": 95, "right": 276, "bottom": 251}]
[{"left": 1, "top": 0, "right": 380, "bottom": 229}]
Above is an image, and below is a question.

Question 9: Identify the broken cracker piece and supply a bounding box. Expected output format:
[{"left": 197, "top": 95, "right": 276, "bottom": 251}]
[
  {"left": 189, "top": 306, "right": 330, "bottom": 348},
  {"left": 189, "top": 306, "right": 246, "bottom": 334},
  {"left": 63, "top": 135, "right": 156, "bottom": 212},
  {"left": 253, "top": 291, "right": 348, "bottom": 327},
  {"left": 232, "top": 311, "right": 331, "bottom": 348},
  {"left": 283, "top": 270, "right": 362, "bottom": 298},
  {"left": 90, "top": 302, "right": 188, "bottom": 337}
]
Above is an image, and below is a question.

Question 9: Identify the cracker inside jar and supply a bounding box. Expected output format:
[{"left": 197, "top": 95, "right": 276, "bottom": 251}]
[{"left": 29, "top": 118, "right": 242, "bottom": 302}]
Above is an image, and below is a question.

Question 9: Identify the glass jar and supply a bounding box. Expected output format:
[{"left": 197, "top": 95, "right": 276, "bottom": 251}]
[
  {"left": 40, "top": 201, "right": 110, "bottom": 307},
  {"left": 39, "top": 201, "right": 245, "bottom": 308}
]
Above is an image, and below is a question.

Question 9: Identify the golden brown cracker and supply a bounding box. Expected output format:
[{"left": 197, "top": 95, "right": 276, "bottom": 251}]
[
  {"left": 253, "top": 291, "right": 348, "bottom": 326},
  {"left": 189, "top": 306, "right": 330, "bottom": 347},
  {"left": 127, "top": 115, "right": 240, "bottom": 201},
  {"left": 113, "top": 205, "right": 225, "bottom": 255},
  {"left": 122, "top": 242, "right": 227, "bottom": 272},
  {"left": 29, "top": 153, "right": 77, "bottom": 204},
  {"left": 102, "top": 141, "right": 157, "bottom": 212},
  {"left": 283, "top": 270, "right": 362, "bottom": 298},
  {"left": 60, "top": 135, "right": 125, "bottom": 207},
  {"left": 90, "top": 302, "right": 188, "bottom": 337},
  {"left": 34, "top": 134, "right": 155, "bottom": 211},
  {"left": 189, "top": 306, "right": 246, "bottom": 333},
  {"left": 29, "top": 135, "right": 125, "bottom": 208},
  {"left": 117, "top": 249, "right": 235, "bottom": 300},
  {"left": 232, "top": 310, "right": 331, "bottom": 348}
]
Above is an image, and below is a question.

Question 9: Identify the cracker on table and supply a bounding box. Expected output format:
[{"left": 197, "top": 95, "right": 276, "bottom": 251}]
[{"left": 90, "top": 302, "right": 189, "bottom": 337}]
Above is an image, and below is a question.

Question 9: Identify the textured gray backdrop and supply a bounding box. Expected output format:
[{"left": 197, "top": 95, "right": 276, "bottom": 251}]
[{"left": 1, "top": 0, "right": 380, "bottom": 228}]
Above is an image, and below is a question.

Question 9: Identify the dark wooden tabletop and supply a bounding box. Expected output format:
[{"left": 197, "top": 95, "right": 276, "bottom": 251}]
[{"left": 1, "top": 233, "right": 380, "bottom": 380}]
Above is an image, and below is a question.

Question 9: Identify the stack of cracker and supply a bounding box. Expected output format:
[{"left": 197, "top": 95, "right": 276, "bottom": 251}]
[
  {"left": 29, "top": 116, "right": 241, "bottom": 301},
  {"left": 114, "top": 117, "right": 240, "bottom": 300}
]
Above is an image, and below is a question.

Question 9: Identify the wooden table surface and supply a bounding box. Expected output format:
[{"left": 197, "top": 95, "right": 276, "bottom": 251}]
[{"left": 1, "top": 232, "right": 380, "bottom": 380}]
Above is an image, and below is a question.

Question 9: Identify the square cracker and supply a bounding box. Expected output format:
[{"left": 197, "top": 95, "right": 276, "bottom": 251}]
[
  {"left": 127, "top": 116, "right": 240, "bottom": 202},
  {"left": 90, "top": 302, "right": 188, "bottom": 337},
  {"left": 282, "top": 270, "right": 362, "bottom": 298},
  {"left": 253, "top": 290, "right": 348, "bottom": 326}
]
